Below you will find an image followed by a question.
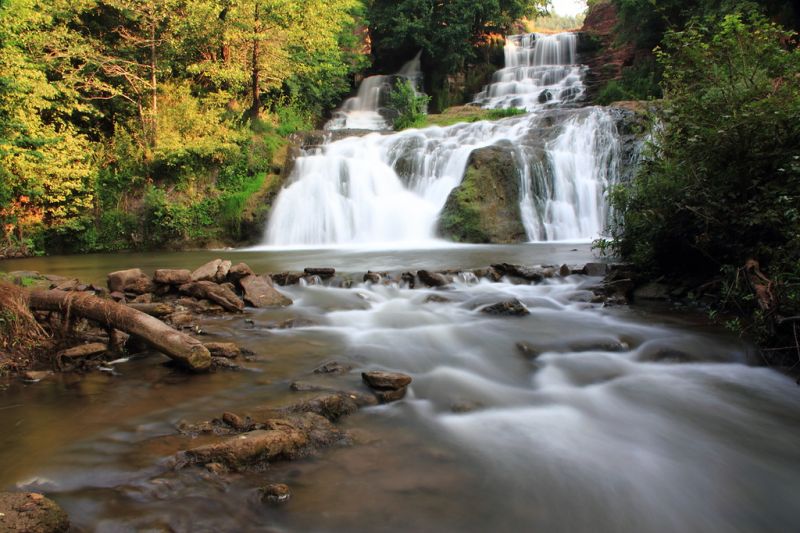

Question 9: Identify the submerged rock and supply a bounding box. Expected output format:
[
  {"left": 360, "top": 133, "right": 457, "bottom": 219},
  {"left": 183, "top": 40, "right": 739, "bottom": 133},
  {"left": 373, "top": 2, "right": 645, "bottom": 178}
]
[
  {"left": 0, "top": 492, "right": 69, "bottom": 533},
  {"left": 260, "top": 483, "right": 291, "bottom": 504},
  {"left": 313, "top": 361, "right": 353, "bottom": 375},
  {"left": 480, "top": 299, "right": 530, "bottom": 316},
  {"left": 304, "top": 267, "right": 335, "bottom": 279},
  {"left": 204, "top": 342, "right": 241, "bottom": 359}
]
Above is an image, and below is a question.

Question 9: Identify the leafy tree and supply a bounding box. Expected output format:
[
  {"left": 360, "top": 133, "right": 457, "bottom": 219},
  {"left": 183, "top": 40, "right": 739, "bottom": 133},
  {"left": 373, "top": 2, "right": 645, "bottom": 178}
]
[{"left": 389, "top": 79, "right": 430, "bottom": 130}]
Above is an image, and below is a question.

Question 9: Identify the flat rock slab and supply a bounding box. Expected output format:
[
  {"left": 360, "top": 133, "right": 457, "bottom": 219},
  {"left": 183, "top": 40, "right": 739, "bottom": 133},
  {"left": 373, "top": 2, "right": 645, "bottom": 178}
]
[
  {"left": 240, "top": 275, "right": 292, "bottom": 308},
  {"left": 204, "top": 342, "right": 241, "bottom": 359},
  {"left": 362, "top": 370, "right": 413, "bottom": 391},
  {"left": 185, "top": 428, "right": 309, "bottom": 468},
  {"left": 0, "top": 492, "right": 69, "bottom": 533}
]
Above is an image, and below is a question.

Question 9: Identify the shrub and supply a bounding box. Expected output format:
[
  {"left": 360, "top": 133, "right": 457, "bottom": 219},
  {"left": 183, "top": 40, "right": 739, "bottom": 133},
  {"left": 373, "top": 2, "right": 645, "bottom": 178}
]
[{"left": 389, "top": 79, "right": 431, "bottom": 130}]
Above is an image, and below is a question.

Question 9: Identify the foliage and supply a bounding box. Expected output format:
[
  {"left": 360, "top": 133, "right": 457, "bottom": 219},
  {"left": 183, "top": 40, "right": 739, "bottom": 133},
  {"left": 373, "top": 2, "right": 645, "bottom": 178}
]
[
  {"left": 595, "top": 59, "right": 662, "bottom": 104},
  {"left": 610, "top": 11, "right": 800, "bottom": 351},
  {"left": 389, "top": 79, "right": 430, "bottom": 130},
  {"left": 527, "top": 12, "right": 585, "bottom": 32},
  {"left": 486, "top": 107, "right": 527, "bottom": 120}
]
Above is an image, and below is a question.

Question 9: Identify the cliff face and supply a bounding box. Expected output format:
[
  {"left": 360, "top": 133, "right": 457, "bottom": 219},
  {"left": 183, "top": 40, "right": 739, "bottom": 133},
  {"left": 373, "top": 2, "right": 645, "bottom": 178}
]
[{"left": 578, "top": 1, "right": 635, "bottom": 103}]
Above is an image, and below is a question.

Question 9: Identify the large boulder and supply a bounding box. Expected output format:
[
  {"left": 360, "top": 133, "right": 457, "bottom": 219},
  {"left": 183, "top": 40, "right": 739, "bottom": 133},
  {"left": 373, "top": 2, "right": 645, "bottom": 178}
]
[
  {"left": 153, "top": 269, "right": 192, "bottom": 286},
  {"left": 240, "top": 275, "right": 292, "bottom": 308},
  {"left": 437, "top": 144, "right": 527, "bottom": 244},
  {"left": 0, "top": 492, "right": 69, "bottom": 533},
  {"left": 107, "top": 268, "right": 154, "bottom": 294},
  {"left": 191, "top": 259, "right": 232, "bottom": 283}
]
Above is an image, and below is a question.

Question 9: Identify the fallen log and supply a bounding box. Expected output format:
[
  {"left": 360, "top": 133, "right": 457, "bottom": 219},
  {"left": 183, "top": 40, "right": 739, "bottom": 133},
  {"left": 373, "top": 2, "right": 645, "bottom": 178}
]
[
  {"left": 126, "top": 302, "right": 176, "bottom": 317},
  {"left": 27, "top": 290, "right": 211, "bottom": 371}
]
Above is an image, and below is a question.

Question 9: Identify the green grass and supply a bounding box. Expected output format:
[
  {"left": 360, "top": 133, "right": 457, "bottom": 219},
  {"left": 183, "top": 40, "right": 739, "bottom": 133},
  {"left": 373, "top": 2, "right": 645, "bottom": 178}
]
[{"left": 399, "top": 106, "right": 528, "bottom": 130}]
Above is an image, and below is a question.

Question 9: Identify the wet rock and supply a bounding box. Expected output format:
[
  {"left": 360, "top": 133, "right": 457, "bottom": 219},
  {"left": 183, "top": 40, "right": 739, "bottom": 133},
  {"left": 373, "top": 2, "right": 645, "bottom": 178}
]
[
  {"left": 491, "top": 263, "right": 544, "bottom": 282},
  {"left": 191, "top": 259, "right": 224, "bottom": 282},
  {"left": 271, "top": 272, "right": 303, "bottom": 286},
  {"left": 286, "top": 392, "right": 360, "bottom": 421},
  {"left": 107, "top": 268, "right": 155, "bottom": 294},
  {"left": 363, "top": 271, "right": 386, "bottom": 284},
  {"left": 179, "top": 281, "right": 244, "bottom": 313},
  {"left": 633, "top": 282, "right": 670, "bottom": 301},
  {"left": 567, "top": 339, "right": 629, "bottom": 352},
  {"left": 450, "top": 400, "right": 484, "bottom": 413},
  {"left": 227, "top": 262, "right": 255, "bottom": 282},
  {"left": 0, "top": 492, "right": 69, "bottom": 533},
  {"left": 153, "top": 269, "right": 192, "bottom": 286},
  {"left": 211, "top": 357, "right": 240, "bottom": 371},
  {"left": 401, "top": 271, "right": 416, "bottom": 288},
  {"left": 204, "top": 342, "right": 241, "bottom": 359},
  {"left": 266, "top": 317, "right": 317, "bottom": 329},
  {"left": 473, "top": 267, "right": 502, "bottom": 282},
  {"left": 240, "top": 275, "right": 292, "bottom": 308},
  {"left": 583, "top": 263, "right": 608, "bottom": 277},
  {"left": 374, "top": 388, "right": 407, "bottom": 403},
  {"left": 417, "top": 270, "right": 449, "bottom": 287},
  {"left": 314, "top": 361, "right": 352, "bottom": 375},
  {"left": 215, "top": 260, "right": 233, "bottom": 283},
  {"left": 185, "top": 428, "right": 310, "bottom": 468},
  {"left": 480, "top": 299, "right": 530, "bottom": 316},
  {"left": 21, "top": 371, "right": 53, "bottom": 382},
  {"left": 56, "top": 343, "right": 107, "bottom": 359},
  {"left": 304, "top": 267, "right": 335, "bottom": 279},
  {"left": 290, "top": 381, "right": 333, "bottom": 392},
  {"left": 424, "top": 294, "right": 451, "bottom": 304},
  {"left": 220, "top": 282, "right": 237, "bottom": 293},
  {"left": 205, "top": 462, "right": 227, "bottom": 475},
  {"left": 222, "top": 412, "right": 255, "bottom": 432},
  {"left": 260, "top": 483, "right": 291, "bottom": 504},
  {"left": 362, "top": 370, "right": 412, "bottom": 390},
  {"left": 515, "top": 342, "right": 540, "bottom": 359}
]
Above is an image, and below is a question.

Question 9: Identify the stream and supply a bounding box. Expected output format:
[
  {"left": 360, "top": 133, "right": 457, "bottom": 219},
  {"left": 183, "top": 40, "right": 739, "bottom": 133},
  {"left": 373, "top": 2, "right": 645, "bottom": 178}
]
[{"left": 2, "top": 246, "right": 800, "bottom": 532}]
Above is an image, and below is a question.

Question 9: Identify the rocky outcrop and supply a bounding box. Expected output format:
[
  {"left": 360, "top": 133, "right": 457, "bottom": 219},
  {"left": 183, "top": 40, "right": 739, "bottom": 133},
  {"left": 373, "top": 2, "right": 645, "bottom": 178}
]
[
  {"left": 437, "top": 144, "right": 527, "bottom": 243},
  {"left": 0, "top": 492, "right": 69, "bottom": 532}
]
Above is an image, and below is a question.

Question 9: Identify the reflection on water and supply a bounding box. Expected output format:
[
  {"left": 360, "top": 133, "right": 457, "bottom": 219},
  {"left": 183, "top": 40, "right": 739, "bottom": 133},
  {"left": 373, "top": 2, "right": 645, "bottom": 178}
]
[{"left": 2, "top": 251, "right": 800, "bottom": 532}]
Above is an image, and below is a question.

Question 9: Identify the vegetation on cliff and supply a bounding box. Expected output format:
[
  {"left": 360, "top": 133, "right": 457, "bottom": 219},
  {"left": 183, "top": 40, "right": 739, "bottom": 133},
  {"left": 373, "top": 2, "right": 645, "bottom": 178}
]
[{"left": 607, "top": 10, "right": 800, "bottom": 362}]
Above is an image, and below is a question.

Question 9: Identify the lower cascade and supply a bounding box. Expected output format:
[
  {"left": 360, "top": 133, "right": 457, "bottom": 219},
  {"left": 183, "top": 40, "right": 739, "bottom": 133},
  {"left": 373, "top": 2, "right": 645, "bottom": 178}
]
[{"left": 264, "top": 32, "right": 635, "bottom": 247}]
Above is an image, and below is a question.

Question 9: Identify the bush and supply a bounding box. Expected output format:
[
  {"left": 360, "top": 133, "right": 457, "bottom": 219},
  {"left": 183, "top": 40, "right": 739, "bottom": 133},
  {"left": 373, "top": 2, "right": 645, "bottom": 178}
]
[{"left": 389, "top": 79, "right": 431, "bottom": 130}]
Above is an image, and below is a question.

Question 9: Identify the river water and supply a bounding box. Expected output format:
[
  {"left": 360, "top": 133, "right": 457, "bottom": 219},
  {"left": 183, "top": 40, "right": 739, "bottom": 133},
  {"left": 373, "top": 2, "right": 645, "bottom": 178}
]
[{"left": 2, "top": 246, "right": 800, "bottom": 532}]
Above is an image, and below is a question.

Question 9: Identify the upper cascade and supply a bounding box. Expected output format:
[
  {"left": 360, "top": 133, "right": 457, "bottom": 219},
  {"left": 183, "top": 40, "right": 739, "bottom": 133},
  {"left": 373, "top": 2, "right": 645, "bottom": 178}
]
[
  {"left": 474, "top": 32, "right": 585, "bottom": 111},
  {"left": 325, "top": 52, "right": 423, "bottom": 131}
]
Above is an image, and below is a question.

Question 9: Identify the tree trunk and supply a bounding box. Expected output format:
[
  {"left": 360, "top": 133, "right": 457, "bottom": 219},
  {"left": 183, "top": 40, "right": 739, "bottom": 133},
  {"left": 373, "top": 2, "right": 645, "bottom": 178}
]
[{"left": 27, "top": 290, "right": 211, "bottom": 371}]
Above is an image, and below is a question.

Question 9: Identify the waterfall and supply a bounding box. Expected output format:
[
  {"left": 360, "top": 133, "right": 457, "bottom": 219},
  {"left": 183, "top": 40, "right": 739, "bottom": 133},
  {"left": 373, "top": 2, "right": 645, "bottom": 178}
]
[
  {"left": 474, "top": 33, "right": 585, "bottom": 110},
  {"left": 325, "top": 52, "right": 423, "bottom": 131},
  {"left": 263, "top": 32, "right": 633, "bottom": 247}
]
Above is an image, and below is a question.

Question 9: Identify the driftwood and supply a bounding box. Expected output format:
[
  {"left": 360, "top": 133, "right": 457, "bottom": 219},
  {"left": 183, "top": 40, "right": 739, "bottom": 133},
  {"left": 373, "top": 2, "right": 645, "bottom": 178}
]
[{"left": 27, "top": 290, "right": 211, "bottom": 371}]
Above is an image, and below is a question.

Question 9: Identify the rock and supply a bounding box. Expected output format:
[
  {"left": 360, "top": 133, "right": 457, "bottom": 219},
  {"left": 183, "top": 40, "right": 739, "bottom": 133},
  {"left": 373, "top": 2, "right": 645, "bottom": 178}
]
[
  {"left": 166, "top": 310, "right": 195, "bottom": 328},
  {"left": 211, "top": 357, "right": 239, "bottom": 370},
  {"left": 191, "top": 259, "right": 224, "bottom": 282},
  {"left": 424, "top": 294, "right": 451, "bottom": 304},
  {"left": 205, "top": 462, "right": 227, "bottom": 475},
  {"left": 126, "top": 302, "right": 176, "bottom": 317},
  {"left": 583, "top": 263, "right": 608, "bottom": 277},
  {"left": 185, "top": 428, "right": 310, "bottom": 468},
  {"left": 363, "top": 271, "right": 386, "bottom": 284},
  {"left": 401, "top": 272, "right": 416, "bottom": 288},
  {"left": 179, "top": 281, "right": 244, "bottom": 313},
  {"left": 53, "top": 279, "right": 80, "bottom": 291},
  {"left": 153, "top": 269, "right": 192, "bottom": 286},
  {"left": 491, "top": 263, "right": 544, "bottom": 282},
  {"left": 286, "top": 392, "right": 360, "bottom": 421},
  {"left": 204, "top": 342, "right": 241, "bottom": 359},
  {"left": 222, "top": 412, "right": 254, "bottom": 431},
  {"left": 227, "top": 263, "right": 254, "bottom": 282},
  {"left": 437, "top": 145, "right": 528, "bottom": 243},
  {"left": 374, "top": 388, "right": 407, "bottom": 403},
  {"left": 304, "top": 267, "right": 335, "bottom": 279},
  {"left": 417, "top": 270, "right": 449, "bottom": 287},
  {"left": 21, "top": 371, "right": 52, "bottom": 382},
  {"left": 220, "top": 282, "right": 237, "bottom": 293},
  {"left": 131, "top": 293, "right": 153, "bottom": 304},
  {"left": 450, "top": 401, "right": 484, "bottom": 413},
  {"left": 107, "top": 268, "right": 155, "bottom": 294},
  {"left": 559, "top": 264, "right": 572, "bottom": 277},
  {"left": 109, "top": 291, "right": 126, "bottom": 302},
  {"left": 56, "top": 343, "right": 107, "bottom": 359},
  {"left": 260, "top": 483, "right": 291, "bottom": 504},
  {"left": 0, "top": 492, "right": 69, "bottom": 533},
  {"left": 290, "top": 381, "right": 334, "bottom": 392},
  {"left": 480, "top": 299, "right": 530, "bottom": 316},
  {"left": 215, "top": 260, "right": 232, "bottom": 283},
  {"left": 271, "top": 272, "right": 304, "bottom": 286},
  {"left": 633, "top": 282, "right": 671, "bottom": 301},
  {"left": 240, "top": 275, "right": 292, "bottom": 308},
  {"left": 313, "top": 361, "right": 352, "bottom": 375},
  {"left": 362, "top": 370, "right": 412, "bottom": 391},
  {"left": 515, "top": 342, "right": 540, "bottom": 359}
]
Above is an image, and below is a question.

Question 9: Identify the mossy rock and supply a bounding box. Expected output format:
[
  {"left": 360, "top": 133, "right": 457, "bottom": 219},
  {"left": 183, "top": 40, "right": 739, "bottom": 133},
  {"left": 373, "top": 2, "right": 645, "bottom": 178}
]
[{"left": 437, "top": 145, "right": 527, "bottom": 243}]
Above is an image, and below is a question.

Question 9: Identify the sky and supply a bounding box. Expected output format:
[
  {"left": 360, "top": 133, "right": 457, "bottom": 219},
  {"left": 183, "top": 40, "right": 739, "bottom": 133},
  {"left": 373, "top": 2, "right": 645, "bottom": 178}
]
[{"left": 550, "top": 0, "right": 587, "bottom": 17}]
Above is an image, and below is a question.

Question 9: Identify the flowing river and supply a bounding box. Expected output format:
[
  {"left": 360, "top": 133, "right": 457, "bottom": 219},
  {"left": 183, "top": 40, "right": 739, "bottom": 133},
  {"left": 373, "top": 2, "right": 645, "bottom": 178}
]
[{"left": 2, "top": 31, "right": 800, "bottom": 532}]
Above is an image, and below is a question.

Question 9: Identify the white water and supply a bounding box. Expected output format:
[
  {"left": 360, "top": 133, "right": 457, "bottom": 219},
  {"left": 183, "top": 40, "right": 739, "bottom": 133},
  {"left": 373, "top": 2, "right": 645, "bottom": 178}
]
[
  {"left": 325, "top": 52, "right": 423, "bottom": 131},
  {"left": 265, "top": 31, "right": 624, "bottom": 246},
  {"left": 474, "top": 32, "right": 585, "bottom": 110}
]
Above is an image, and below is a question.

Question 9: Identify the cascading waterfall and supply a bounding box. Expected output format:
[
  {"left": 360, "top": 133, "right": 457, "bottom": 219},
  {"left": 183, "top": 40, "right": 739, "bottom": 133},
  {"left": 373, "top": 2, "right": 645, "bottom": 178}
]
[
  {"left": 325, "top": 52, "right": 423, "bottom": 131},
  {"left": 264, "top": 32, "right": 632, "bottom": 247},
  {"left": 474, "top": 32, "right": 585, "bottom": 110}
]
